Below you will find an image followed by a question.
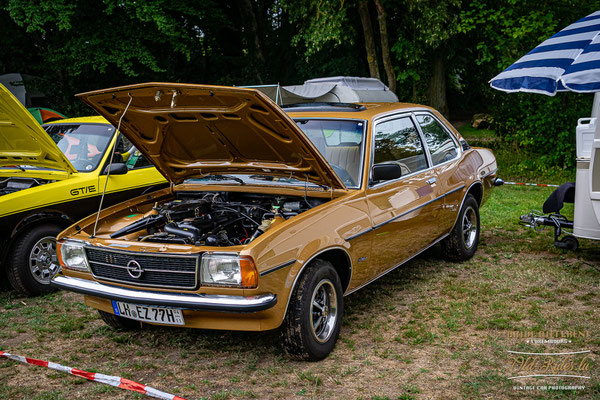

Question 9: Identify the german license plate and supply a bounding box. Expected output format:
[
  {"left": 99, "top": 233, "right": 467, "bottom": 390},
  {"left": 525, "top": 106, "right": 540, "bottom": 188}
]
[{"left": 111, "top": 301, "right": 184, "bottom": 325}]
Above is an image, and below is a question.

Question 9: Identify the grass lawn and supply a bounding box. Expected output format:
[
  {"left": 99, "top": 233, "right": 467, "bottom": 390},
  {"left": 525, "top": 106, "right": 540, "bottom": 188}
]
[
  {"left": 1, "top": 139, "right": 599, "bottom": 399},
  {"left": 459, "top": 125, "right": 576, "bottom": 185}
]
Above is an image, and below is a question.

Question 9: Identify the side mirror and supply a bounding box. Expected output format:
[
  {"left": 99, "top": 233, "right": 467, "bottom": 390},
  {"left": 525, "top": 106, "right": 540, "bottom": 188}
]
[
  {"left": 104, "top": 163, "right": 128, "bottom": 175},
  {"left": 372, "top": 163, "right": 402, "bottom": 182}
]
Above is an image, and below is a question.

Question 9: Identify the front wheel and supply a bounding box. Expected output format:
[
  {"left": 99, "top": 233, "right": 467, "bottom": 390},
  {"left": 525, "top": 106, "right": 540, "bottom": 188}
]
[
  {"left": 441, "top": 194, "right": 480, "bottom": 261},
  {"left": 281, "top": 259, "right": 343, "bottom": 361},
  {"left": 6, "top": 224, "right": 62, "bottom": 296}
]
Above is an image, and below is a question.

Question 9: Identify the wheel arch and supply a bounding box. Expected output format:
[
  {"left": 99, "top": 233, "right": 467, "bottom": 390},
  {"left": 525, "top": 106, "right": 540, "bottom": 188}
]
[
  {"left": 282, "top": 246, "right": 352, "bottom": 320},
  {"left": 309, "top": 248, "right": 352, "bottom": 293},
  {"left": 11, "top": 211, "right": 74, "bottom": 242},
  {"left": 466, "top": 180, "right": 483, "bottom": 206},
  {"left": 448, "top": 181, "right": 483, "bottom": 233}
]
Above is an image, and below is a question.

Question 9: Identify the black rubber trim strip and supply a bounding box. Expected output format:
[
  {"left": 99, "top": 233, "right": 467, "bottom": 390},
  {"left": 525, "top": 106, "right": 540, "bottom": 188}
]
[
  {"left": 480, "top": 168, "right": 498, "bottom": 179},
  {"left": 259, "top": 259, "right": 296, "bottom": 277},
  {"left": 345, "top": 185, "right": 466, "bottom": 241}
]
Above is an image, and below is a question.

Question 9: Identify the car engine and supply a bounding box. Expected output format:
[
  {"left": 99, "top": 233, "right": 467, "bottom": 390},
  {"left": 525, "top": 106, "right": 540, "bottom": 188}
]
[
  {"left": 111, "top": 191, "right": 326, "bottom": 247},
  {"left": 0, "top": 177, "right": 50, "bottom": 196}
]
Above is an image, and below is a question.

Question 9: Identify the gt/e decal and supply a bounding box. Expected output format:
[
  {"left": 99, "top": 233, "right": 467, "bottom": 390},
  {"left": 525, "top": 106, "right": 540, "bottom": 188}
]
[{"left": 70, "top": 185, "right": 97, "bottom": 196}]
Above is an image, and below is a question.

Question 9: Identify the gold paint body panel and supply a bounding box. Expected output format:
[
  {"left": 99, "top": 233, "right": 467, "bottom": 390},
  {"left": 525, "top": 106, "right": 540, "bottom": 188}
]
[{"left": 58, "top": 87, "right": 498, "bottom": 332}]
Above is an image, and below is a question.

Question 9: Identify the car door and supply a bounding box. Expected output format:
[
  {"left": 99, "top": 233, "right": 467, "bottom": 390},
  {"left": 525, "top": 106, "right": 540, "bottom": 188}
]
[
  {"left": 414, "top": 113, "right": 463, "bottom": 233},
  {"left": 97, "top": 135, "right": 166, "bottom": 206},
  {"left": 365, "top": 114, "right": 441, "bottom": 277}
]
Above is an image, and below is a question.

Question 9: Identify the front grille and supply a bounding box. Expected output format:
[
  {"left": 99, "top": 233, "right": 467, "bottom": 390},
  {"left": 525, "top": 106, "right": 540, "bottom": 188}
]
[{"left": 86, "top": 248, "right": 199, "bottom": 290}]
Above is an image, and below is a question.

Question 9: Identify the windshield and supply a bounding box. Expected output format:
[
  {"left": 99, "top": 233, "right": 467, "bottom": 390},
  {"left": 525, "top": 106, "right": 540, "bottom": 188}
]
[
  {"left": 43, "top": 123, "right": 115, "bottom": 172},
  {"left": 184, "top": 119, "right": 366, "bottom": 189},
  {"left": 294, "top": 119, "right": 365, "bottom": 188}
]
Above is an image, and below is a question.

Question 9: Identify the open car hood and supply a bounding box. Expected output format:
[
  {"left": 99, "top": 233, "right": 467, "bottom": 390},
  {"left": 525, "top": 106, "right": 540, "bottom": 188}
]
[
  {"left": 76, "top": 83, "right": 346, "bottom": 189},
  {"left": 0, "top": 84, "right": 76, "bottom": 173}
]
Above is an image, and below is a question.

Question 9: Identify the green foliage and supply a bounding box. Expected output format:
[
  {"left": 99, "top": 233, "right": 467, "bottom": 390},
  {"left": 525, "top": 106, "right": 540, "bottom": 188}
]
[
  {"left": 1, "top": 0, "right": 599, "bottom": 177},
  {"left": 492, "top": 92, "right": 592, "bottom": 171},
  {"left": 390, "top": 0, "right": 461, "bottom": 102},
  {"left": 454, "top": 0, "right": 600, "bottom": 170},
  {"left": 282, "top": 0, "right": 355, "bottom": 58}
]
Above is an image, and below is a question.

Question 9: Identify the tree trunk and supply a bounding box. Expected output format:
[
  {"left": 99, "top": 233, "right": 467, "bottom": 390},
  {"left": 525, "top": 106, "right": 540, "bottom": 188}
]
[
  {"left": 373, "top": 0, "right": 395, "bottom": 93},
  {"left": 238, "top": 0, "right": 264, "bottom": 83},
  {"left": 358, "top": 1, "right": 380, "bottom": 80},
  {"left": 428, "top": 53, "right": 449, "bottom": 118}
]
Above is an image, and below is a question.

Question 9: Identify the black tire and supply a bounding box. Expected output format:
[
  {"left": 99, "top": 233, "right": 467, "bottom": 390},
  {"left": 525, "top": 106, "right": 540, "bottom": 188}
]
[
  {"left": 281, "top": 259, "right": 343, "bottom": 361},
  {"left": 6, "top": 224, "right": 62, "bottom": 296},
  {"left": 558, "top": 235, "right": 579, "bottom": 251},
  {"left": 98, "top": 310, "right": 141, "bottom": 330},
  {"left": 441, "top": 194, "right": 480, "bottom": 261}
]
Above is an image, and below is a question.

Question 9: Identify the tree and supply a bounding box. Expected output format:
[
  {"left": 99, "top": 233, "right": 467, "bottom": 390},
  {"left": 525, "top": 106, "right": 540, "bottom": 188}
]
[
  {"left": 373, "top": 0, "right": 395, "bottom": 92},
  {"left": 357, "top": 0, "right": 380, "bottom": 80},
  {"left": 389, "top": 0, "right": 461, "bottom": 117}
]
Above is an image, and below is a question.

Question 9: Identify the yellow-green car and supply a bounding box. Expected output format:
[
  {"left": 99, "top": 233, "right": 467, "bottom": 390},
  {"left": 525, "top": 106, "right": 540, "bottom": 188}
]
[{"left": 0, "top": 85, "right": 166, "bottom": 295}]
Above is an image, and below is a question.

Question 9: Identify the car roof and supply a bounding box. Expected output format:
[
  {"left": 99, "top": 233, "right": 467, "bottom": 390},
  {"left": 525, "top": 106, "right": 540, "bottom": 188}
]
[{"left": 284, "top": 102, "right": 438, "bottom": 120}]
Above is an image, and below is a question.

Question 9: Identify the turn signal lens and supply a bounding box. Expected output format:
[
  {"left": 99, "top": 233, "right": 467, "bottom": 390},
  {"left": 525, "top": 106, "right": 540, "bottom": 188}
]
[
  {"left": 56, "top": 242, "right": 64, "bottom": 266},
  {"left": 240, "top": 256, "right": 258, "bottom": 288}
]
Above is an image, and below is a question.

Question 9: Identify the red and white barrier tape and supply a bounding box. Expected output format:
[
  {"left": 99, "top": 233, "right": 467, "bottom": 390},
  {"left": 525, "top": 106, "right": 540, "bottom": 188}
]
[
  {"left": 504, "top": 181, "right": 560, "bottom": 188},
  {"left": 0, "top": 351, "right": 187, "bottom": 400}
]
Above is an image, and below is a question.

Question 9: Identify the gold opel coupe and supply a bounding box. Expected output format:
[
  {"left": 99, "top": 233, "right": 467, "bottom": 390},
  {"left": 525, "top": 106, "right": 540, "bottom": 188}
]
[{"left": 51, "top": 83, "right": 499, "bottom": 360}]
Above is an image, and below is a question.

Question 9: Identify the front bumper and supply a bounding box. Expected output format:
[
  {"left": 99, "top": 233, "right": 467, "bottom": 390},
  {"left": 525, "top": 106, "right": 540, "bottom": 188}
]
[{"left": 51, "top": 275, "right": 277, "bottom": 313}]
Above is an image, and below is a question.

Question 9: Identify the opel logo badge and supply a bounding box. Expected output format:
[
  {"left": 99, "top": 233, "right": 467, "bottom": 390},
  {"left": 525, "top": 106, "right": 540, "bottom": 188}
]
[{"left": 126, "top": 260, "right": 143, "bottom": 279}]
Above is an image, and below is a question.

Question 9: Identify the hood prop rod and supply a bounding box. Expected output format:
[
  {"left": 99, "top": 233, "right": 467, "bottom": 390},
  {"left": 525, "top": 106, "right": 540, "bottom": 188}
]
[{"left": 90, "top": 94, "right": 133, "bottom": 238}]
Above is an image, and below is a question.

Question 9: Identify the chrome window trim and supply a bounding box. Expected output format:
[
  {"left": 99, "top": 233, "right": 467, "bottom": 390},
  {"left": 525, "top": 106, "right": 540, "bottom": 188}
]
[
  {"left": 368, "top": 112, "right": 432, "bottom": 189},
  {"left": 292, "top": 117, "right": 368, "bottom": 190},
  {"left": 413, "top": 111, "right": 462, "bottom": 168},
  {"left": 85, "top": 246, "right": 200, "bottom": 290}
]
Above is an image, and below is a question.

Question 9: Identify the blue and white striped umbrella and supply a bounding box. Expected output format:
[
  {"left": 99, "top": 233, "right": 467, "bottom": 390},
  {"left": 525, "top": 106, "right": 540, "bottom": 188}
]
[{"left": 490, "top": 11, "right": 600, "bottom": 96}]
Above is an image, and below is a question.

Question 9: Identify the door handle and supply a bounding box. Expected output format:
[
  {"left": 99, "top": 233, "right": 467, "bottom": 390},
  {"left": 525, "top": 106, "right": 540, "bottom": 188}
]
[{"left": 426, "top": 177, "right": 437, "bottom": 185}]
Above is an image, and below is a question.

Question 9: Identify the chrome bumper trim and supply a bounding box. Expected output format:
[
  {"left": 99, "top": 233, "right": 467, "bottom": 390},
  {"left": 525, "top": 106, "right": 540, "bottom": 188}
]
[{"left": 51, "top": 275, "right": 277, "bottom": 313}]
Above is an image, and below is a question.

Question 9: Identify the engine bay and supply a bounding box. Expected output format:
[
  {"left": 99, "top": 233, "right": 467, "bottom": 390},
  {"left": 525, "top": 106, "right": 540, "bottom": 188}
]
[
  {"left": 111, "top": 191, "right": 327, "bottom": 247},
  {"left": 0, "top": 177, "right": 50, "bottom": 196}
]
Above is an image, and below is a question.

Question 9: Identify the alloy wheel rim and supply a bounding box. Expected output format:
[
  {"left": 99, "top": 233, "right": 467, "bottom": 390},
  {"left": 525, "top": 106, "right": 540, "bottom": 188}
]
[
  {"left": 462, "top": 206, "right": 477, "bottom": 249},
  {"left": 310, "top": 279, "right": 338, "bottom": 343},
  {"left": 29, "top": 236, "right": 58, "bottom": 285}
]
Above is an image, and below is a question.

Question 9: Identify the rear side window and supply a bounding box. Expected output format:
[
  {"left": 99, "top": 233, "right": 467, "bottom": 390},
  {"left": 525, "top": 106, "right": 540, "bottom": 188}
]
[
  {"left": 416, "top": 114, "right": 459, "bottom": 166},
  {"left": 373, "top": 116, "right": 428, "bottom": 176}
]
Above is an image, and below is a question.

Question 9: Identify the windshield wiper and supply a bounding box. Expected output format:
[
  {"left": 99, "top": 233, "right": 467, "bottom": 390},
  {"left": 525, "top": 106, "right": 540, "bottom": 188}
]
[
  {"left": 249, "top": 175, "right": 275, "bottom": 181},
  {"left": 202, "top": 174, "right": 245, "bottom": 185},
  {"left": 249, "top": 174, "right": 330, "bottom": 190}
]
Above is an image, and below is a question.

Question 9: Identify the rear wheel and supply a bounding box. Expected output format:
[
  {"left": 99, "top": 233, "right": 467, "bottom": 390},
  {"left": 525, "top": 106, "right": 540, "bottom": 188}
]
[
  {"left": 281, "top": 259, "right": 343, "bottom": 361},
  {"left": 441, "top": 194, "right": 480, "bottom": 261},
  {"left": 7, "top": 224, "right": 61, "bottom": 296},
  {"left": 98, "top": 310, "right": 141, "bottom": 330}
]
